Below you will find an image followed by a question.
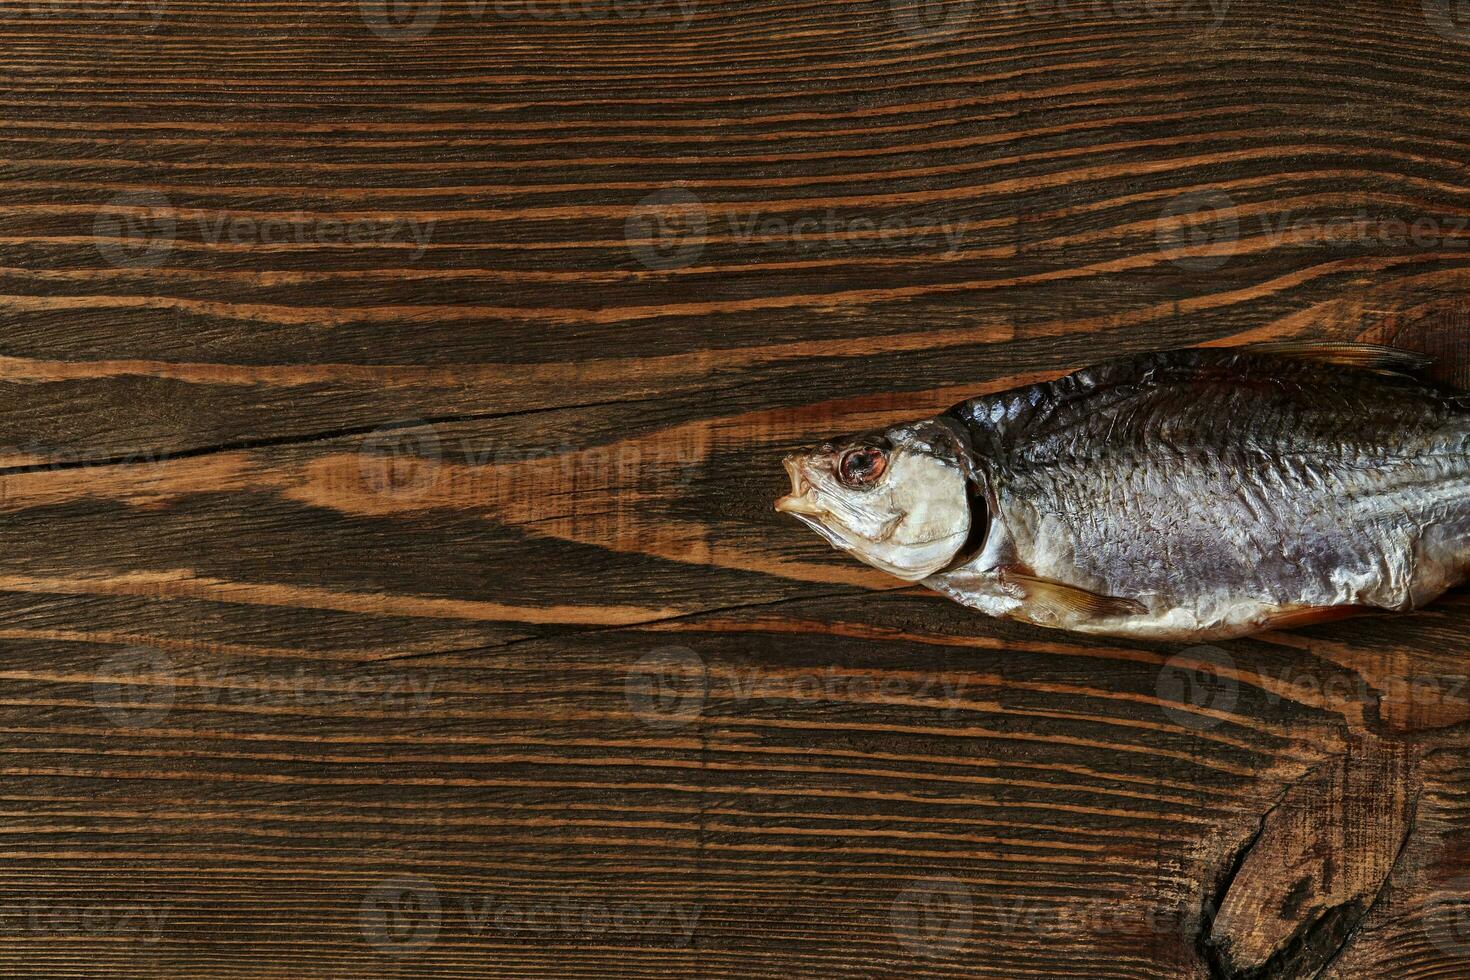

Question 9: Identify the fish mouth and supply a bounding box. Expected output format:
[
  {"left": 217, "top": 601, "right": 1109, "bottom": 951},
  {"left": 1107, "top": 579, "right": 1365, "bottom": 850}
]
[
  {"left": 775, "top": 455, "right": 849, "bottom": 550},
  {"left": 775, "top": 455, "right": 823, "bottom": 517}
]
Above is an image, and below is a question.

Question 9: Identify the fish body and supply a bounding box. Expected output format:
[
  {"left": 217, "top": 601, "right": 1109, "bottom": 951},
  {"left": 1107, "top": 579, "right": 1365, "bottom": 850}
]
[{"left": 777, "top": 344, "right": 1470, "bottom": 640}]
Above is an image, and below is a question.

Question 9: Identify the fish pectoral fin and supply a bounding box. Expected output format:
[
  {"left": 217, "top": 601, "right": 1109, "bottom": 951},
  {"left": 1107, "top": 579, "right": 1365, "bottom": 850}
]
[
  {"left": 1002, "top": 571, "right": 1146, "bottom": 621},
  {"left": 1260, "top": 603, "right": 1375, "bottom": 631},
  {"left": 1246, "top": 340, "right": 1434, "bottom": 375}
]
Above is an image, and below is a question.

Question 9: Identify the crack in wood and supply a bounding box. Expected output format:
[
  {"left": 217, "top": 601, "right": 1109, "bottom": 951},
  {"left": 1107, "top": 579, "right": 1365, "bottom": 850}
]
[
  {"left": 1199, "top": 736, "right": 1419, "bottom": 979},
  {"left": 0, "top": 395, "right": 661, "bottom": 477}
]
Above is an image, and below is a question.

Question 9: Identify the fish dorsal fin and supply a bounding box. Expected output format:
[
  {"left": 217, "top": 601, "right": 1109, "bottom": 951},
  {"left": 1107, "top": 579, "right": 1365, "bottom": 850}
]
[{"left": 1244, "top": 340, "right": 1434, "bottom": 374}]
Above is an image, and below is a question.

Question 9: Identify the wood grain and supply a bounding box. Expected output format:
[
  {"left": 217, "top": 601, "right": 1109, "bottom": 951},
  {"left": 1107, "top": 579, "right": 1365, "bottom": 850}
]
[{"left": 2, "top": 0, "right": 1470, "bottom": 976}]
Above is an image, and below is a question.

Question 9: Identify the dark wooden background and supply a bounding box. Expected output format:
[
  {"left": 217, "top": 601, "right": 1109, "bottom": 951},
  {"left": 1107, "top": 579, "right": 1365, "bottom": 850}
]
[{"left": 5, "top": 0, "right": 1470, "bottom": 976}]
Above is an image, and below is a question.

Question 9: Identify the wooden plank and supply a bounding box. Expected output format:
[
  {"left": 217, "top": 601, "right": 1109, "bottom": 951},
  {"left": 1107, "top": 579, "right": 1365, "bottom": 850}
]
[{"left": 0, "top": 0, "right": 1468, "bottom": 976}]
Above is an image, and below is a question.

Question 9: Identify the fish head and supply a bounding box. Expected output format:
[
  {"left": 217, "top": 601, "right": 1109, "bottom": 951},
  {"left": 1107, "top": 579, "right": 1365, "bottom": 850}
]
[{"left": 776, "top": 419, "right": 973, "bottom": 581}]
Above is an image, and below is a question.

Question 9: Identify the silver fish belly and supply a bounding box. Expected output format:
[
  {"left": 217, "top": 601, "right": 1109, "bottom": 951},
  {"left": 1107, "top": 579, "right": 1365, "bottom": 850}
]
[{"left": 928, "top": 347, "right": 1470, "bottom": 639}]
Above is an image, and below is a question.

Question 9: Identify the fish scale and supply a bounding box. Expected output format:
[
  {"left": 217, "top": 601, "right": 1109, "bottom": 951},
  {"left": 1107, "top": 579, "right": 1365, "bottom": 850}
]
[
  {"left": 938, "top": 348, "right": 1470, "bottom": 636},
  {"left": 777, "top": 344, "right": 1470, "bottom": 640}
]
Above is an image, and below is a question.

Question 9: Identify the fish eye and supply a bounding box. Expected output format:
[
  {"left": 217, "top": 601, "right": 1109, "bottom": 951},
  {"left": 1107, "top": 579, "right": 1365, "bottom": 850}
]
[{"left": 838, "top": 447, "right": 887, "bottom": 488}]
